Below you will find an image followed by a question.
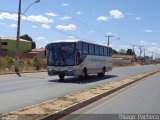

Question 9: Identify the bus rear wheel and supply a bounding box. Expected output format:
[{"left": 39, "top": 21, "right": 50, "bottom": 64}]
[
  {"left": 98, "top": 67, "right": 106, "bottom": 77},
  {"left": 59, "top": 74, "right": 65, "bottom": 81}
]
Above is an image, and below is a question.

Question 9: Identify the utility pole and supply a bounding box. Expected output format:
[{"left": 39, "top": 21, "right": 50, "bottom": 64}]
[
  {"left": 104, "top": 35, "right": 114, "bottom": 46},
  {"left": 131, "top": 45, "right": 137, "bottom": 55},
  {"left": 139, "top": 46, "right": 143, "bottom": 57},
  {"left": 15, "top": 0, "right": 21, "bottom": 73},
  {"left": 131, "top": 45, "right": 137, "bottom": 62},
  {"left": 143, "top": 49, "right": 146, "bottom": 57},
  {"left": 14, "top": 0, "right": 40, "bottom": 74},
  {"left": 151, "top": 52, "right": 154, "bottom": 59}
]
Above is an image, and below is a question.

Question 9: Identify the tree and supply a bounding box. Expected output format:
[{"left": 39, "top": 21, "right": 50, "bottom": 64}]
[
  {"left": 119, "top": 49, "right": 126, "bottom": 55},
  {"left": 20, "top": 34, "right": 36, "bottom": 49},
  {"left": 112, "top": 49, "right": 118, "bottom": 54},
  {"left": 126, "top": 49, "right": 134, "bottom": 55}
]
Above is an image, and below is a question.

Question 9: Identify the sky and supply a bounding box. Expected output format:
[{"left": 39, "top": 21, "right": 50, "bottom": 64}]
[{"left": 0, "top": 0, "right": 160, "bottom": 58}]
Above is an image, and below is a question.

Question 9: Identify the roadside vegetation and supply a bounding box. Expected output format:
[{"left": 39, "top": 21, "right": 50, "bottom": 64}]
[
  {"left": 0, "top": 55, "right": 159, "bottom": 73},
  {"left": 0, "top": 56, "right": 47, "bottom": 73}
]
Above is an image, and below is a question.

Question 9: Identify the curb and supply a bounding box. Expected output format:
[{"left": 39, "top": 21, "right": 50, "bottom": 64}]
[
  {"left": 39, "top": 70, "right": 160, "bottom": 120},
  {"left": 0, "top": 70, "right": 47, "bottom": 75}
]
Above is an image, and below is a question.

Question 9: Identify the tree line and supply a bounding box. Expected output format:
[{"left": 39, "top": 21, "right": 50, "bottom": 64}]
[{"left": 112, "top": 49, "right": 135, "bottom": 55}]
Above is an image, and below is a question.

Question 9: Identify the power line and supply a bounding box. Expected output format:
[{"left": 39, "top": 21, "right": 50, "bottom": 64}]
[
  {"left": 37, "top": 1, "right": 107, "bottom": 35},
  {"left": 0, "top": 9, "right": 92, "bottom": 42}
]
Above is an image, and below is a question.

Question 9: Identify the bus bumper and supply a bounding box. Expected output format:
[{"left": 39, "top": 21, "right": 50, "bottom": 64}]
[{"left": 48, "top": 68, "right": 74, "bottom": 76}]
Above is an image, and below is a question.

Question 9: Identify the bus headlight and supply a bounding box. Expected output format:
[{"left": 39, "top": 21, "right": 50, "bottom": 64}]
[
  {"left": 48, "top": 68, "right": 52, "bottom": 71},
  {"left": 67, "top": 67, "right": 73, "bottom": 71}
]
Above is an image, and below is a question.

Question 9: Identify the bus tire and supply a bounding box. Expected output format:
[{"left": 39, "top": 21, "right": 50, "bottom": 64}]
[
  {"left": 79, "top": 68, "right": 88, "bottom": 79},
  {"left": 102, "top": 67, "right": 106, "bottom": 76},
  {"left": 59, "top": 74, "right": 65, "bottom": 81},
  {"left": 98, "top": 67, "right": 106, "bottom": 77},
  {"left": 83, "top": 68, "right": 88, "bottom": 78}
]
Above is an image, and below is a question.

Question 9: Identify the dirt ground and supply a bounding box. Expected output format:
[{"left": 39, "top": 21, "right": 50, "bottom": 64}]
[{"left": 2, "top": 69, "right": 159, "bottom": 120}]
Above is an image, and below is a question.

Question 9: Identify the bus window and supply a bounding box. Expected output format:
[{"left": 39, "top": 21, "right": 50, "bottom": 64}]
[
  {"left": 100, "top": 47, "right": 104, "bottom": 55},
  {"left": 83, "top": 43, "right": 88, "bottom": 54},
  {"left": 95, "top": 45, "right": 99, "bottom": 55},
  {"left": 104, "top": 48, "right": 107, "bottom": 56},
  {"left": 108, "top": 48, "right": 111, "bottom": 56},
  {"left": 76, "top": 42, "right": 82, "bottom": 55},
  {"left": 89, "top": 44, "right": 94, "bottom": 54},
  {"left": 110, "top": 48, "right": 112, "bottom": 56},
  {"left": 107, "top": 48, "right": 109, "bottom": 56}
]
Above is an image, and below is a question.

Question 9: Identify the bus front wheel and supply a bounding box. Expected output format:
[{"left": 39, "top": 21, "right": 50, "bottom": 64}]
[
  {"left": 59, "top": 74, "right": 65, "bottom": 81},
  {"left": 79, "top": 68, "right": 88, "bottom": 79}
]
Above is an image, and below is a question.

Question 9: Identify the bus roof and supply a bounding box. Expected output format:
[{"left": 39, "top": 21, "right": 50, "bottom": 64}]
[{"left": 48, "top": 39, "right": 112, "bottom": 48}]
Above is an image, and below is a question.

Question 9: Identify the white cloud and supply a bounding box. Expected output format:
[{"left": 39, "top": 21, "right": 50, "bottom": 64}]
[
  {"left": 89, "top": 30, "right": 95, "bottom": 33},
  {"left": 76, "top": 11, "right": 82, "bottom": 15},
  {"left": 46, "top": 12, "right": 58, "bottom": 17},
  {"left": 151, "top": 42, "right": 157, "bottom": 45},
  {"left": 145, "top": 29, "right": 153, "bottom": 33},
  {"left": 0, "top": 12, "right": 54, "bottom": 23},
  {"left": 59, "top": 16, "right": 72, "bottom": 20},
  {"left": 22, "top": 15, "right": 53, "bottom": 23},
  {"left": 147, "top": 47, "right": 160, "bottom": 57},
  {"left": 56, "top": 24, "right": 77, "bottom": 31},
  {"left": 106, "top": 32, "right": 114, "bottom": 36},
  {"left": 41, "top": 23, "right": 51, "bottom": 29},
  {"left": 36, "top": 37, "right": 46, "bottom": 40},
  {"left": 10, "top": 23, "right": 17, "bottom": 28},
  {"left": 135, "top": 17, "right": 142, "bottom": 20},
  {"left": 32, "top": 25, "right": 37, "bottom": 28},
  {"left": 147, "top": 47, "right": 160, "bottom": 52},
  {"left": 67, "top": 36, "right": 75, "bottom": 39},
  {"left": 44, "top": 40, "right": 49, "bottom": 44},
  {"left": 138, "top": 40, "right": 159, "bottom": 47},
  {"left": 0, "top": 12, "right": 17, "bottom": 20},
  {"left": 97, "top": 16, "right": 110, "bottom": 21},
  {"left": 109, "top": 10, "right": 124, "bottom": 19},
  {"left": 62, "top": 3, "right": 69, "bottom": 7}
]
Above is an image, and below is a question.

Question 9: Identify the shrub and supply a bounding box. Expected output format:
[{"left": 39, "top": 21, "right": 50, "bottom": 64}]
[
  {"left": 33, "top": 56, "right": 41, "bottom": 70},
  {"left": 41, "top": 60, "right": 47, "bottom": 69}
]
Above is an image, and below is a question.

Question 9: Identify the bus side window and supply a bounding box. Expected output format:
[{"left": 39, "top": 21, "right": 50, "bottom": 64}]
[
  {"left": 100, "top": 47, "right": 103, "bottom": 55},
  {"left": 76, "top": 42, "right": 82, "bottom": 56},
  {"left": 107, "top": 48, "right": 109, "bottom": 56},
  {"left": 89, "top": 44, "right": 94, "bottom": 54},
  {"left": 110, "top": 48, "right": 112, "bottom": 56},
  {"left": 109, "top": 48, "right": 111, "bottom": 56},
  {"left": 83, "top": 43, "right": 88, "bottom": 54},
  {"left": 95, "top": 45, "right": 99, "bottom": 55},
  {"left": 104, "top": 48, "right": 107, "bottom": 56}
]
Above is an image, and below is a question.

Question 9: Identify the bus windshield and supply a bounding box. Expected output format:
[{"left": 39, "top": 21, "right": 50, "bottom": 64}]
[{"left": 47, "top": 43, "right": 75, "bottom": 66}]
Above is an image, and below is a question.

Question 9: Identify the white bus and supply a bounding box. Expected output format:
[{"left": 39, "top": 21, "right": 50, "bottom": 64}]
[{"left": 47, "top": 40, "right": 112, "bottom": 80}]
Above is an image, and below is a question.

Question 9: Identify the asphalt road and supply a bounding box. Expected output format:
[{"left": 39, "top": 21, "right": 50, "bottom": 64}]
[
  {"left": 0, "top": 64, "right": 159, "bottom": 113},
  {"left": 63, "top": 72, "right": 160, "bottom": 120}
]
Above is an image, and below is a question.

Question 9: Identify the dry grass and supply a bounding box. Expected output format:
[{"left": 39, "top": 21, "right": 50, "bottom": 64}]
[
  {"left": 0, "top": 57, "right": 47, "bottom": 73},
  {"left": 2, "top": 69, "right": 159, "bottom": 120}
]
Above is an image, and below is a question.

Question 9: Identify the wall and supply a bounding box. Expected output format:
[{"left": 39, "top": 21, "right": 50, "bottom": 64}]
[{"left": 0, "top": 38, "right": 32, "bottom": 52}]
